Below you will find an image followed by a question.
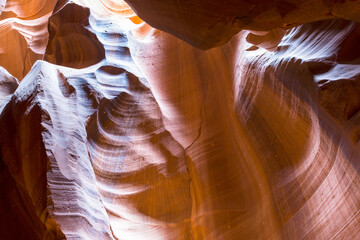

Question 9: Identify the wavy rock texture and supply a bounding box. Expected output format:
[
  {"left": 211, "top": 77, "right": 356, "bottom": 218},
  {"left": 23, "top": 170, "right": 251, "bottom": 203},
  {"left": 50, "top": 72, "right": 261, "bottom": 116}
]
[
  {"left": 124, "top": 0, "right": 360, "bottom": 49},
  {"left": 129, "top": 19, "right": 360, "bottom": 239},
  {"left": 0, "top": 0, "right": 360, "bottom": 240},
  {"left": 45, "top": 3, "right": 105, "bottom": 68},
  {"left": 0, "top": 0, "right": 58, "bottom": 79}
]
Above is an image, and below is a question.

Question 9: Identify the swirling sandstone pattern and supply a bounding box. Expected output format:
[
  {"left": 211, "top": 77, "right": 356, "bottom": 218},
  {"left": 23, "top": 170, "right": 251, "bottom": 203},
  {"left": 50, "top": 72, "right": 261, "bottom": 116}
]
[
  {"left": 0, "top": 0, "right": 360, "bottom": 240},
  {"left": 124, "top": 0, "right": 360, "bottom": 49},
  {"left": 0, "top": 0, "right": 57, "bottom": 79}
]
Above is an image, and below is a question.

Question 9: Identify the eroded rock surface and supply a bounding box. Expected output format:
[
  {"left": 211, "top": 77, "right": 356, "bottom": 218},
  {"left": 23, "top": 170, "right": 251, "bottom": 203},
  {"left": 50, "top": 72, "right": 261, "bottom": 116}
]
[
  {"left": 124, "top": 0, "right": 360, "bottom": 49},
  {"left": 0, "top": 1, "right": 360, "bottom": 240}
]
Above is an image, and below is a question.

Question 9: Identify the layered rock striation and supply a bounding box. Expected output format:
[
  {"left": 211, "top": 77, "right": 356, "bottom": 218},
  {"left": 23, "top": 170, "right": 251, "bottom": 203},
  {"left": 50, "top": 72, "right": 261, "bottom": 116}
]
[
  {"left": 0, "top": 0, "right": 360, "bottom": 239},
  {"left": 124, "top": 0, "right": 360, "bottom": 49}
]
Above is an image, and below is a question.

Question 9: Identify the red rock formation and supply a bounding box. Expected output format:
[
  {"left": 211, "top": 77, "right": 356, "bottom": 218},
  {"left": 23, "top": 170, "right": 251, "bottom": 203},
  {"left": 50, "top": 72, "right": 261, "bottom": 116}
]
[
  {"left": 0, "top": 1, "right": 360, "bottom": 240},
  {"left": 0, "top": 0, "right": 57, "bottom": 79},
  {"left": 124, "top": 0, "right": 360, "bottom": 49},
  {"left": 45, "top": 3, "right": 105, "bottom": 68}
]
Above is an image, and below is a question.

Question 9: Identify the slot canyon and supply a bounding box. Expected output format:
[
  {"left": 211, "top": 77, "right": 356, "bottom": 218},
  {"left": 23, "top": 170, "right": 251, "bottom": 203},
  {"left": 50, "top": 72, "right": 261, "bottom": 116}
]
[{"left": 0, "top": 0, "right": 360, "bottom": 239}]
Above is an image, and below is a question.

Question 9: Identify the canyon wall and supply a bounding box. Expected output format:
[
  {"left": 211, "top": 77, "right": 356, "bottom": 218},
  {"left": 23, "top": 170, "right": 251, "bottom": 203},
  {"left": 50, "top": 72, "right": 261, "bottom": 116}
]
[{"left": 0, "top": 0, "right": 360, "bottom": 239}]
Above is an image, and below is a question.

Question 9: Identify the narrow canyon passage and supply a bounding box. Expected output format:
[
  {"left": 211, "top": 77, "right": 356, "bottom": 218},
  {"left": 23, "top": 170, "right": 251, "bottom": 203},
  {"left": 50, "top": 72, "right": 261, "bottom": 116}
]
[{"left": 0, "top": 0, "right": 360, "bottom": 239}]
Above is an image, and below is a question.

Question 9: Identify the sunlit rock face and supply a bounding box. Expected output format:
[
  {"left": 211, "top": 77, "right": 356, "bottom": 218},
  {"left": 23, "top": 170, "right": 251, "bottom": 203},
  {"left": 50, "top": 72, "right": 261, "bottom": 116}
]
[
  {"left": 0, "top": 0, "right": 360, "bottom": 240},
  {"left": 0, "top": 0, "right": 57, "bottom": 79},
  {"left": 124, "top": 0, "right": 360, "bottom": 49},
  {"left": 129, "top": 19, "right": 360, "bottom": 239}
]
